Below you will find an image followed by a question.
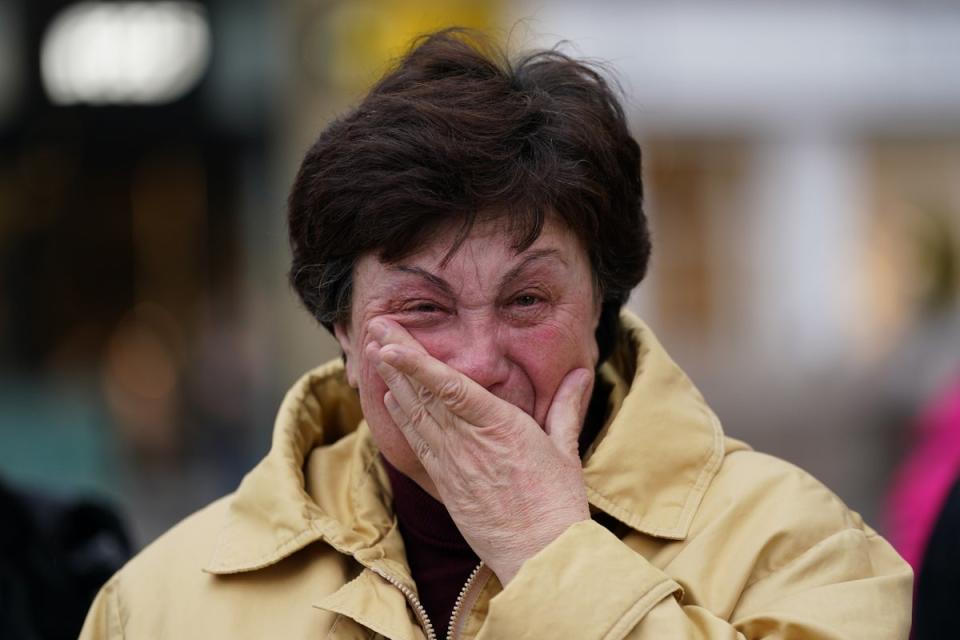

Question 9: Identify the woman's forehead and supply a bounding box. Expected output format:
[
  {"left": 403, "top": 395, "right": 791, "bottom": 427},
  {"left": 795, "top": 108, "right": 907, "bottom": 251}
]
[{"left": 384, "top": 216, "right": 580, "bottom": 269}]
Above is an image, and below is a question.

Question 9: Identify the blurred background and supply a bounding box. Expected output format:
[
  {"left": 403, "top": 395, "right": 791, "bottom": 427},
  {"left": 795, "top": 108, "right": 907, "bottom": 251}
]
[{"left": 0, "top": 0, "right": 958, "bottom": 557}]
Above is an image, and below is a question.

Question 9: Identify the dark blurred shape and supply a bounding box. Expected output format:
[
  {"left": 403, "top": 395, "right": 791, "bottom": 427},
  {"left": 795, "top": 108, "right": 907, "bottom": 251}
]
[
  {"left": 913, "top": 471, "right": 960, "bottom": 639},
  {"left": 0, "top": 476, "right": 131, "bottom": 640}
]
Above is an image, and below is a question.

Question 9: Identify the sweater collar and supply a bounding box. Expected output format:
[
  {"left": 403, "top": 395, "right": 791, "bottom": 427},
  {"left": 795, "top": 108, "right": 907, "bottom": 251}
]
[{"left": 205, "top": 311, "right": 728, "bottom": 575}]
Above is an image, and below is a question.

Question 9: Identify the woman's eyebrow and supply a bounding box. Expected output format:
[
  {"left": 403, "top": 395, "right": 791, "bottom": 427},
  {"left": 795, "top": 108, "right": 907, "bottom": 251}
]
[
  {"left": 386, "top": 249, "right": 564, "bottom": 294},
  {"left": 387, "top": 265, "right": 455, "bottom": 297},
  {"left": 498, "top": 249, "right": 565, "bottom": 287}
]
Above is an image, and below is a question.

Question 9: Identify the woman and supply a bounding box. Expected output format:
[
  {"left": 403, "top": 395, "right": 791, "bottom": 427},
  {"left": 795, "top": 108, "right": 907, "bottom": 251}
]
[{"left": 81, "top": 29, "right": 911, "bottom": 639}]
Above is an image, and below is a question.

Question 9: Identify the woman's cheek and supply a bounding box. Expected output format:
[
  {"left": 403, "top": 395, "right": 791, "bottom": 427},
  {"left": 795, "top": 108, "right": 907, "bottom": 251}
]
[
  {"left": 405, "top": 327, "right": 460, "bottom": 362},
  {"left": 508, "top": 324, "right": 580, "bottom": 423},
  {"left": 517, "top": 321, "right": 585, "bottom": 363}
]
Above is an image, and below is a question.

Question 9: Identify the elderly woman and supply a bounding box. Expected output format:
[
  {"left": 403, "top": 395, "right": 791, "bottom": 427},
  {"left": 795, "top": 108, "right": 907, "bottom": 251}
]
[{"left": 81, "top": 30, "right": 911, "bottom": 639}]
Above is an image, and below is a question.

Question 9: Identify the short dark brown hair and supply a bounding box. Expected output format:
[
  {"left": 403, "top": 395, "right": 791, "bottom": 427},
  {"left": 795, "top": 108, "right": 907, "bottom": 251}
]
[{"left": 288, "top": 28, "right": 650, "bottom": 361}]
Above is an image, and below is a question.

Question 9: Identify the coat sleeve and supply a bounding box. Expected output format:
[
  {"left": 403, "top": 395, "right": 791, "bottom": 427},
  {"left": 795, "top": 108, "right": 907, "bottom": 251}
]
[
  {"left": 78, "top": 578, "right": 124, "bottom": 640},
  {"left": 475, "top": 520, "right": 913, "bottom": 640}
]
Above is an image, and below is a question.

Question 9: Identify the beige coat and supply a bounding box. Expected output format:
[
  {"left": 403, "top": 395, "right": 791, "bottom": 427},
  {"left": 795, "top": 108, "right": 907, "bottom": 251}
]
[{"left": 80, "top": 313, "right": 913, "bottom": 639}]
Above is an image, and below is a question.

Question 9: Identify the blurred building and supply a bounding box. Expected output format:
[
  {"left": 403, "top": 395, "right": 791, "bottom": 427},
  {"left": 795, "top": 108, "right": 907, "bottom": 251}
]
[
  {"left": 0, "top": 0, "right": 283, "bottom": 544},
  {"left": 514, "top": 0, "right": 960, "bottom": 526}
]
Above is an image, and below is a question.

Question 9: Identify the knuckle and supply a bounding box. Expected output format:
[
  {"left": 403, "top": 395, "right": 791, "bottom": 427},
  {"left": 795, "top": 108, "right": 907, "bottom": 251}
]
[
  {"left": 379, "top": 365, "right": 400, "bottom": 383},
  {"left": 392, "top": 412, "right": 413, "bottom": 433},
  {"left": 409, "top": 403, "right": 431, "bottom": 428},
  {"left": 416, "top": 385, "right": 434, "bottom": 405},
  {"left": 406, "top": 358, "right": 422, "bottom": 376},
  {"left": 415, "top": 439, "right": 432, "bottom": 460},
  {"left": 438, "top": 377, "right": 469, "bottom": 410}
]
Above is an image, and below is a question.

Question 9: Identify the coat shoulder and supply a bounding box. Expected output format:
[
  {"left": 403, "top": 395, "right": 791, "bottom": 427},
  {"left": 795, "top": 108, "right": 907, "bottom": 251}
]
[
  {"left": 666, "top": 444, "right": 911, "bottom": 620},
  {"left": 83, "top": 490, "right": 352, "bottom": 639},
  {"left": 80, "top": 496, "right": 238, "bottom": 638},
  {"left": 687, "top": 443, "right": 895, "bottom": 592},
  {"left": 101, "top": 495, "right": 233, "bottom": 610},
  {"left": 708, "top": 445, "right": 866, "bottom": 534},
  {"left": 124, "top": 494, "right": 232, "bottom": 581}
]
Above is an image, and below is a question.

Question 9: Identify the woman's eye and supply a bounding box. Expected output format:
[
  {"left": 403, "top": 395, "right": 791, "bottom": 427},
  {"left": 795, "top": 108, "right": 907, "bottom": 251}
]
[
  {"left": 512, "top": 294, "right": 540, "bottom": 307},
  {"left": 403, "top": 301, "right": 443, "bottom": 314}
]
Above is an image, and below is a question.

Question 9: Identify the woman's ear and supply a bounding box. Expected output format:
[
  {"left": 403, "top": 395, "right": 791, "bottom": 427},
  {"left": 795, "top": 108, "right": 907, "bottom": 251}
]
[{"left": 333, "top": 322, "right": 359, "bottom": 388}]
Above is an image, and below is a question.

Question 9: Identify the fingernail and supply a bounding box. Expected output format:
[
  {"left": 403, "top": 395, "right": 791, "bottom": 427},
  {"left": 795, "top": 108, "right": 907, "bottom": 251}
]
[
  {"left": 383, "top": 390, "right": 399, "bottom": 412},
  {"left": 578, "top": 369, "right": 593, "bottom": 396}
]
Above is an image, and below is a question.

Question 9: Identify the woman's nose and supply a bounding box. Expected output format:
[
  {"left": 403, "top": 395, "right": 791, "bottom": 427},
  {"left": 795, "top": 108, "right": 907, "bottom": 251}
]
[{"left": 444, "top": 321, "right": 510, "bottom": 391}]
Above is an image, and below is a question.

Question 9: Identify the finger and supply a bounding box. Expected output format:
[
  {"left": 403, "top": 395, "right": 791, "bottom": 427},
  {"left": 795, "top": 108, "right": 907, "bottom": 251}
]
[
  {"left": 383, "top": 390, "right": 436, "bottom": 466},
  {"left": 370, "top": 318, "right": 507, "bottom": 429},
  {"left": 379, "top": 343, "right": 511, "bottom": 428},
  {"left": 367, "top": 319, "right": 445, "bottom": 427},
  {"left": 544, "top": 368, "right": 593, "bottom": 460},
  {"left": 368, "top": 319, "right": 428, "bottom": 355},
  {"left": 366, "top": 341, "right": 443, "bottom": 445}
]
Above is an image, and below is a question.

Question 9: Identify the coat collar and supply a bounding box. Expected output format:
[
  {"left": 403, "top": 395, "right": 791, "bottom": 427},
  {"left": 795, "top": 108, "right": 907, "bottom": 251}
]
[
  {"left": 203, "top": 358, "right": 377, "bottom": 575},
  {"left": 205, "top": 311, "right": 728, "bottom": 575},
  {"left": 582, "top": 312, "right": 727, "bottom": 539}
]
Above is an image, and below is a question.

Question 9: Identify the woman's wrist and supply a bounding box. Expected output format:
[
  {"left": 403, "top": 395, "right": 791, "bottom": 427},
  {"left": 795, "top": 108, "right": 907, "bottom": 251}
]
[{"left": 483, "top": 508, "right": 591, "bottom": 585}]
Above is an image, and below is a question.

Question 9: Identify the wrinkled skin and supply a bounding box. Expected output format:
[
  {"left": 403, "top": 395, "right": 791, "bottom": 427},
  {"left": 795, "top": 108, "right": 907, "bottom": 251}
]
[{"left": 334, "top": 217, "right": 600, "bottom": 583}]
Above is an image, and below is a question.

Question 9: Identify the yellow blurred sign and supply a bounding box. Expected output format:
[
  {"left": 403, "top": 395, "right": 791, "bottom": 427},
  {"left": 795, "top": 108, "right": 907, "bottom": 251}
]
[{"left": 315, "top": 0, "right": 501, "bottom": 92}]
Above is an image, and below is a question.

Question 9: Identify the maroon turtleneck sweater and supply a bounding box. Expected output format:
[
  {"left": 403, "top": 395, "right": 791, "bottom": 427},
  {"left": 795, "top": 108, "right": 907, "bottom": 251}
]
[{"left": 382, "top": 457, "right": 479, "bottom": 638}]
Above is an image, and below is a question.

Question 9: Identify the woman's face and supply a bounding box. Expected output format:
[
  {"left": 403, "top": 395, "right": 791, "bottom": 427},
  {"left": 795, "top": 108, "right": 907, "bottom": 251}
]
[{"left": 334, "top": 217, "right": 601, "bottom": 495}]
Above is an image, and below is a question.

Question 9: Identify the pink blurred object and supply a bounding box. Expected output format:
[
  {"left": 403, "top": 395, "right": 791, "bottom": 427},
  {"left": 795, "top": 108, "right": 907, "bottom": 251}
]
[{"left": 886, "top": 376, "right": 960, "bottom": 571}]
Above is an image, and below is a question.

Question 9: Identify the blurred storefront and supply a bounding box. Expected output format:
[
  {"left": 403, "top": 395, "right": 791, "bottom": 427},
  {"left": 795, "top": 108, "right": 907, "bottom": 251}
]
[{"left": 0, "top": 0, "right": 281, "bottom": 544}]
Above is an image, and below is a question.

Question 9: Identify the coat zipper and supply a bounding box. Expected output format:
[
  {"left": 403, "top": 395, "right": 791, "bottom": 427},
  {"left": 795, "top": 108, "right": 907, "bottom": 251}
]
[
  {"left": 369, "top": 565, "right": 438, "bottom": 640},
  {"left": 368, "top": 561, "right": 488, "bottom": 640},
  {"left": 446, "top": 562, "right": 487, "bottom": 640}
]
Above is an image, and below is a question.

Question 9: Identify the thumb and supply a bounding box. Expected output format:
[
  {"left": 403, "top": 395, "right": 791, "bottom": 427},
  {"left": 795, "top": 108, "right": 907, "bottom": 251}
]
[{"left": 544, "top": 368, "right": 594, "bottom": 460}]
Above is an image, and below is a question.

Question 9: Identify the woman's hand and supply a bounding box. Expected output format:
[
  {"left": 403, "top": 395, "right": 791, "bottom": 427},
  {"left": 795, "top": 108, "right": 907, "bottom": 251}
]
[{"left": 365, "top": 319, "right": 594, "bottom": 585}]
